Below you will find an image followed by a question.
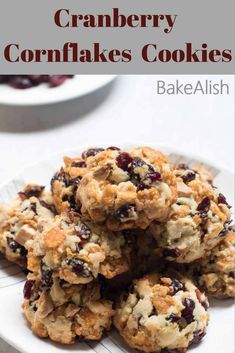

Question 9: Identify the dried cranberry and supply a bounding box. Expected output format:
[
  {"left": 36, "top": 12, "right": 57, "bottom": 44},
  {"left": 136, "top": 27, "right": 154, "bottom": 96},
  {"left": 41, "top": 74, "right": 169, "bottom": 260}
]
[
  {"left": 116, "top": 152, "right": 133, "bottom": 171},
  {"left": 82, "top": 148, "right": 104, "bottom": 159},
  {"left": 23, "top": 280, "right": 35, "bottom": 299},
  {"left": 32, "top": 305, "right": 38, "bottom": 312},
  {"left": 0, "top": 75, "right": 10, "bottom": 83},
  {"left": 67, "top": 195, "right": 77, "bottom": 210},
  {"left": 131, "top": 158, "right": 154, "bottom": 173},
  {"left": 39, "top": 200, "right": 57, "bottom": 215},
  {"left": 62, "top": 194, "right": 80, "bottom": 212},
  {"left": 41, "top": 263, "right": 53, "bottom": 290},
  {"left": 18, "top": 185, "right": 45, "bottom": 200},
  {"left": 128, "top": 158, "right": 155, "bottom": 185},
  {"left": 229, "top": 271, "right": 235, "bottom": 279},
  {"left": 218, "top": 193, "right": 231, "bottom": 208},
  {"left": 71, "top": 161, "right": 86, "bottom": 168},
  {"left": 137, "top": 171, "right": 162, "bottom": 190},
  {"left": 182, "top": 171, "right": 196, "bottom": 183},
  {"left": 166, "top": 314, "right": 181, "bottom": 323},
  {"left": 181, "top": 298, "right": 195, "bottom": 324},
  {"left": 163, "top": 248, "right": 181, "bottom": 258},
  {"left": 49, "top": 75, "right": 73, "bottom": 87},
  {"left": 197, "top": 197, "right": 211, "bottom": 212},
  {"left": 107, "top": 146, "right": 120, "bottom": 151},
  {"left": 0, "top": 75, "right": 73, "bottom": 89},
  {"left": 75, "top": 243, "right": 81, "bottom": 253},
  {"left": 75, "top": 222, "right": 91, "bottom": 240},
  {"left": 73, "top": 177, "right": 81, "bottom": 186},
  {"left": 28, "top": 75, "right": 43, "bottom": 82},
  {"left": 7, "top": 237, "right": 27, "bottom": 257},
  {"left": 30, "top": 202, "right": 37, "bottom": 214},
  {"left": 178, "top": 163, "right": 190, "bottom": 170},
  {"left": 49, "top": 75, "right": 68, "bottom": 87},
  {"left": 65, "top": 258, "right": 91, "bottom": 277},
  {"left": 113, "top": 204, "right": 136, "bottom": 221},
  {"left": 171, "top": 278, "right": 184, "bottom": 294},
  {"left": 9, "top": 76, "right": 34, "bottom": 89},
  {"left": 22, "top": 268, "right": 30, "bottom": 276},
  {"left": 51, "top": 171, "right": 71, "bottom": 189},
  {"left": 218, "top": 220, "right": 233, "bottom": 237},
  {"left": 190, "top": 329, "right": 206, "bottom": 345}
]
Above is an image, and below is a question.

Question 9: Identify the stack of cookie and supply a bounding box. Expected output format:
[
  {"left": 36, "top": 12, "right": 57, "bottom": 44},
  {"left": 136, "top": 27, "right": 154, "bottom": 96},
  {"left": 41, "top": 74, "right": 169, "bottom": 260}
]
[{"left": 0, "top": 146, "right": 234, "bottom": 352}]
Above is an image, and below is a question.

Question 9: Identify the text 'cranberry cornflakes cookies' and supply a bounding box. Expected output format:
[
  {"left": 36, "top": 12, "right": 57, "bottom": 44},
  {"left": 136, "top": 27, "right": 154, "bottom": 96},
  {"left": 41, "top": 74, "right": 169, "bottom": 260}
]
[
  {"left": 114, "top": 273, "right": 209, "bottom": 353},
  {"left": 0, "top": 185, "right": 55, "bottom": 267},
  {"left": 23, "top": 277, "right": 114, "bottom": 344},
  {"left": 76, "top": 146, "right": 177, "bottom": 230},
  {"left": 149, "top": 164, "right": 232, "bottom": 263},
  {"left": 26, "top": 212, "right": 131, "bottom": 284}
]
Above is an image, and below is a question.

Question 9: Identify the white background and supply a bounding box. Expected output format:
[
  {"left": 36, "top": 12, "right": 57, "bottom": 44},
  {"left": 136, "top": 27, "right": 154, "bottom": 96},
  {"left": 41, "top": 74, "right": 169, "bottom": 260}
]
[{"left": 0, "top": 75, "right": 234, "bottom": 352}]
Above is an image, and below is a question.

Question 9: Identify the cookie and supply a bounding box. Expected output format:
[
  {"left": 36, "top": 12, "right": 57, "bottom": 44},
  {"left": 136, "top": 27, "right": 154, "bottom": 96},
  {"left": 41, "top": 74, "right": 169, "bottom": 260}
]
[
  {"left": 23, "top": 275, "right": 114, "bottom": 344},
  {"left": 149, "top": 164, "right": 232, "bottom": 263},
  {"left": 76, "top": 146, "right": 177, "bottom": 230},
  {"left": 196, "top": 230, "right": 235, "bottom": 298},
  {"left": 0, "top": 185, "right": 55, "bottom": 266},
  {"left": 114, "top": 273, "right": 209, "bottom": 353},
  {"left": 26, "top": 211, "right": 131, "bottom": 283}
]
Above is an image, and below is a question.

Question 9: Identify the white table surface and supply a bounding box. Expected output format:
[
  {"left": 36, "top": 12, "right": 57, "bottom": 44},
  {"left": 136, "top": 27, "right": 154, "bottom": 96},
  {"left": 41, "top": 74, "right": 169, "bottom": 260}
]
[{"left": 0, "top": 74, "right": 234, "bottom": 353}]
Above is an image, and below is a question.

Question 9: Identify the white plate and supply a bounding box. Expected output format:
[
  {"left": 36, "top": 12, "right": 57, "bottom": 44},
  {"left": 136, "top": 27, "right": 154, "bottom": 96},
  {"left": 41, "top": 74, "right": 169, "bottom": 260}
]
[
  {"left": 0, "top": 142, "right": 234, "bottom": 353},
  {"left": 0, "top": 75, "right": 116, "bottom": 106}
]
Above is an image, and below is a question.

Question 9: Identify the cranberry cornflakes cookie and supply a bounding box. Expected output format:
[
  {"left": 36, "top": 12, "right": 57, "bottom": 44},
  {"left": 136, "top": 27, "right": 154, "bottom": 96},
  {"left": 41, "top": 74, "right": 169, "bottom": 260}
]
[
  {"left": 76, "top": 147, "right": 177, "bottom": 230},
  {"left": 23, "top": 275, "right": 114, "bottom": 344},
  {"left": 114, "top": 273, "right": 209, "bottom": 353},
  {"left": 196, "top": 230, "right": 235, "bottom": 299},
  {"left": 0, "top": 185, "right": 55, "bottom": 266},
  {"left": 26, "top": 211, "right": 131, "bottom": 283},
  {"left": 149, "top": 164, "right": 232, "bottom": 263}
]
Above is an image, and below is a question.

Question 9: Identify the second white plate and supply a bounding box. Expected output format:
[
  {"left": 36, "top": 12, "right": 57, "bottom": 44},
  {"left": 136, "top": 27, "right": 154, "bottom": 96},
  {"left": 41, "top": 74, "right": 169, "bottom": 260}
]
[{"left": 0, "top": 75, "right": 116, "bottom": 106}]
